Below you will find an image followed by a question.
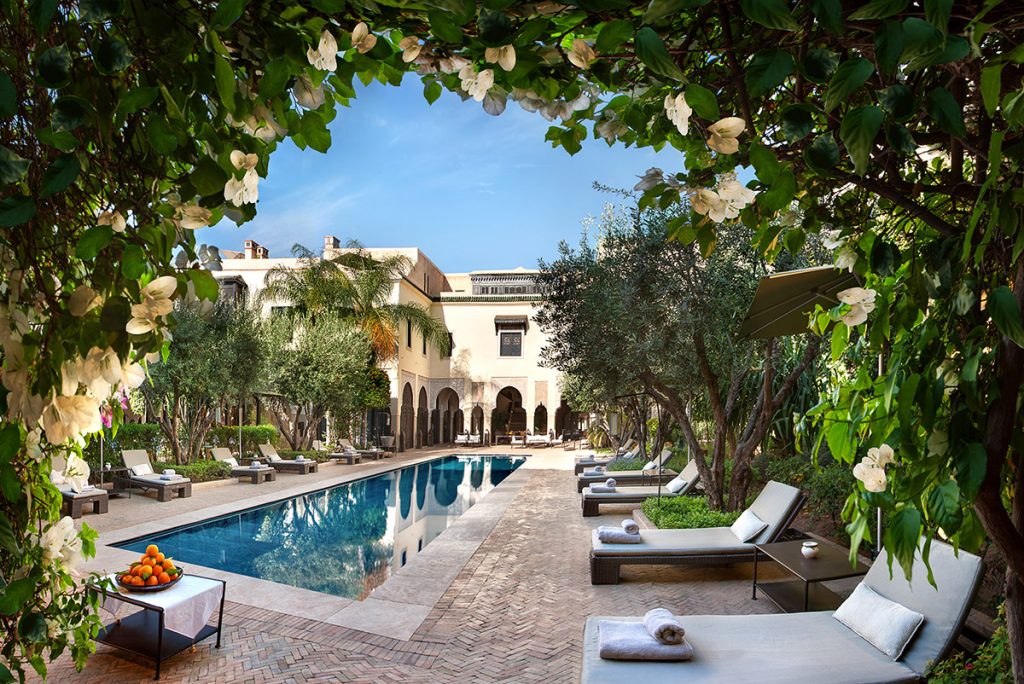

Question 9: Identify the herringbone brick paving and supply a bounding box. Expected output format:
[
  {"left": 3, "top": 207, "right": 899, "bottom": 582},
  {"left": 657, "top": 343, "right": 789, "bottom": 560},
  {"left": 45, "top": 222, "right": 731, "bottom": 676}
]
[{"left": 40, "top": 468, "right": 781, "bottom": 683}]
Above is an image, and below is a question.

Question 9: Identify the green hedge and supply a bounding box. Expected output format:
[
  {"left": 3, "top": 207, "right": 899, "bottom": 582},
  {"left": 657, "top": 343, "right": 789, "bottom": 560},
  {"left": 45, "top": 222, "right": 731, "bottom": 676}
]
[
  {"left": 277, "top": 449, "right": 331, "bottom": 463},
  {"left": 82, "top": 423, "right": 164, "bottom": 474},
  {"left": 152, "top": 459, "right": 232, "bottom": 483},
  {"left": 641, "top": 496, "right": 741, "bottom": 529},
  {"left": 758, "top": 453, "right": 852, "bottom": 532},
  {"left": 607, "top": 457, "right": 647, "bottom": 472},
  {"left": 206, "top": 424, "right": 279, "bottom": 457}
]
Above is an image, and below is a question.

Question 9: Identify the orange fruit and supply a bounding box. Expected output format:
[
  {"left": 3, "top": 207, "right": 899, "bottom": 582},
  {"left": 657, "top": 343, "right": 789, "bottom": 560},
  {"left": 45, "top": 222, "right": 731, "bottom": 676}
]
[
  {"left": 140, "top": 567, "right": 153, "bottom": 578},
  {"left": 141, "top": 558, "right": 153, "bottom": 567},
  {"left": 120, "top": 574, "right": 132, "bottom": 585},
  {"left": 139, "top": 554, "right": 149, "bottom": 564},
  {"left": 131, "top": 565, "right": 142, "bottom": 577},
  {"left": 162, "top": 560, "right": 175, "bottom": 571},
  {"left": 154, "top": 553, "right": 165, "bottom": 563},
  {"left": 158, "top": 572, "right": 171, "bottom": 584},
  {"left": 146, "top": 544, "right": 159, "bottom": 556},
  {"left": 146, "top": 576, "right": 159, "bottom": 586},
  {"left": 132, "top": 577, "right": 145, "bottom": 586}
]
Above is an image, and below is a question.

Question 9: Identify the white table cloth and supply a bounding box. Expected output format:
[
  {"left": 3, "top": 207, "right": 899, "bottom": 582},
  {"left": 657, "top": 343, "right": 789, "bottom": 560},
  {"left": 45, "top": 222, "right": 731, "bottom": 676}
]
[{"left": 101, "top": 574, "right": 223, "bottom": 639}]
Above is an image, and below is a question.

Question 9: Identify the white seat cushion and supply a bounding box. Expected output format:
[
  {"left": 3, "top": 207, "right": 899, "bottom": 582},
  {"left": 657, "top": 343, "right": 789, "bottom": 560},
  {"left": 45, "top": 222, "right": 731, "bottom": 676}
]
[
  {"left": 666, "top": 476, "right": 688, "bottom": 494},
  {"left": 223, "top": 457, "right": 239, "bottom": 468},
  {"left": 833, "top": 583, "right": 925, "bottom": 660},
  {"left": 730, "top": 509, "right": 768, "bottom": 542},
  {"left": 130, "top": 462, "right": 154, "bottom": 476}
]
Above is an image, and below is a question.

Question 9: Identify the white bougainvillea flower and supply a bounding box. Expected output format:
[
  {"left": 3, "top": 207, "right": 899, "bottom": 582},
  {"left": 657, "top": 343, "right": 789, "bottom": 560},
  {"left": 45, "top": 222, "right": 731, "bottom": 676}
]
[
  {"left": 127, "top": 275, "right": 177, "bottom": 335},
  {"left": 596, "top": 116, "right": 628, "bottom": 143},
  {"left": 224, "top": 169, "right": 259, "bottom": 205},
  {"left": 177, "top": 204, "right": 212, "bottom": 230},
  {"left": 821, "top": 228, "right": 845, "bottom": 250},
  {"left": 39, "top": 516, "right": 84, "bottom": 571},
  {"left": 690, "top": 187, "right": 727, "bottom": 221},
  {"left": 84, "top": 346, "right": 120, "bottom": 397},
  {"left": 230, "top": 150, "right": 258, "bottom": 170},
  {"left": 458, "top": 65, "right": 495, "bottom": 102},
  {"left": 634, "top": 167, "right": 664, "bottom": 192},
  {"left": 866, "top": 443, "right": 894, "bottom": 467},
  {"left": 120, "top": 361, "right": 146, "bottom": 390},
  {"left": 293, "top": 74, "right": 325, "bottom": 109},
  {"left": 25, "top": 428, "right": 43, "bottom": 462},
  {"left": 838, "top": 286, "right": 876, "bottom": 326},
  {"left": 41, "top": 394, "right": 103, "bottom": 445},
  {"left": 438, "top": 55, "right": 470, "bottom": 74},
  {"left": 351, "top": 22, "right": 377, "bottom": 54},
  {"left": 399, "top": 36, "right": 423, "bottom": 63},
  {"left": 717, "top": 178, "right": 757, "bottom": 211},
  {"left": 64, "top": 453, "right": 91, "bottom": 494},
  {"left": 485, "top": 44, "right": 516, "bottom": 71},
  {"left": 97, "top": 210, "right": 126, "bottom": 233},
  {"left": 568, "top": 39, "right": 596, "bottom": 69},
  {"left": 835, "top": 243, "right": 858, "bottom": 271},
  {"left": 706, "top": 116, "right": 746, "bottom": 154},
  {"left": 306, "top": 30, "right": 338, "bottom": 71},
  {"left": 68, "top": 285, "right": 101, "bottom": 316},
  {"left": 664, "top": 92, "right": 692, "bottom": 135},
  {"left": 853, "top": 443, "right": 894, "bottom": 492}
]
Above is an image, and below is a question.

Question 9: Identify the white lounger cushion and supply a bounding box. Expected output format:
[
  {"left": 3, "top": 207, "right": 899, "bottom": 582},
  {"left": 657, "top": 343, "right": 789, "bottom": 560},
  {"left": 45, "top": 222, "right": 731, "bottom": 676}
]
[
  {"left": 592, "top": 528, "right": 751, "bottom": 557},
  {"left": 833, "top": 584, "right": 925, "bottom": 660},
  {"left": 730, "top": 509, "right": 768, "bottom": 542},
  {"left": 223, "top": 457, "right": 239, "bottom": 467},
  {"left": 583, "top": 486, "right": 681, "bottom": 500},
  {"left": 130, "top": 462, "right": 154, "bottom": 476},
  {"left": 582, "top": 613, "right": 920, "bottom": 684}
]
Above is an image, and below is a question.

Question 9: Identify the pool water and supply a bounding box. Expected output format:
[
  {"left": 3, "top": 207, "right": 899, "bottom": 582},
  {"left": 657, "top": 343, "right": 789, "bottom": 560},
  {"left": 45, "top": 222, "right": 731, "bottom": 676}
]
[{"left": 115, "top": 455, "right": 525, "bottom": 599}]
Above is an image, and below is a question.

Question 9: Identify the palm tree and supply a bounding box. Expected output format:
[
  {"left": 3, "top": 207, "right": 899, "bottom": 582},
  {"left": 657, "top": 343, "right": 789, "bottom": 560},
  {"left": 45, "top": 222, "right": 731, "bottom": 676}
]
[{"left": 259, "top": 241, "right": 450, "bottom": 363}]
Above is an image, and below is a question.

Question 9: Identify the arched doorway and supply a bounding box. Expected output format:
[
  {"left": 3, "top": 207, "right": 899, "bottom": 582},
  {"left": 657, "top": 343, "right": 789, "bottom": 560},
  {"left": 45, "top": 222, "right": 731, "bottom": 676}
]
[
  {"left": 433, "top": 388, "right": 462, "bottom": 444},
  {"left": 416, "top": 387, "right": 428, "bottom": 448},
  {"left": 470, "top": 405, "right": 484, "bottom": 436},
  {"left": 491, "top": 386, "right": 526, "bottom": 441},
  {"left": 533, "top": 403, "right": 548, "bottom": 435},
  {"left": 554, "top": 397, "right": 579, "bottom": 438},
  {"left": 400, "top": 383, "right": 414, "bottom": 451}
]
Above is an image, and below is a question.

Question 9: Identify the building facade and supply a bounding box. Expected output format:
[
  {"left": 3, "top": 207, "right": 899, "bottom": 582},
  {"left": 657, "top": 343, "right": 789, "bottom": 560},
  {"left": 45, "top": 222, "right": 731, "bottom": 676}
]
[{"left": 215, "top": 237, "right": 581, "bottom": 450}]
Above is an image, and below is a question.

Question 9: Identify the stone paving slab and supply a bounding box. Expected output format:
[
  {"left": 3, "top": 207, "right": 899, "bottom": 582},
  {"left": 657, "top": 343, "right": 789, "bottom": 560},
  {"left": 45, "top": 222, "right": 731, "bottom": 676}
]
[{"left": 37, "top": 451, "right": 798, "bottom": 683}]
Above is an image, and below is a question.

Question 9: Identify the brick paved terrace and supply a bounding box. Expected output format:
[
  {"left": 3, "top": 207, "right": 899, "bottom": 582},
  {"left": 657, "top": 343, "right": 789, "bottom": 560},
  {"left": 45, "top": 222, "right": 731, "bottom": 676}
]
[{"left": 40, "top": 448, "right": 801, "bottom": 683}]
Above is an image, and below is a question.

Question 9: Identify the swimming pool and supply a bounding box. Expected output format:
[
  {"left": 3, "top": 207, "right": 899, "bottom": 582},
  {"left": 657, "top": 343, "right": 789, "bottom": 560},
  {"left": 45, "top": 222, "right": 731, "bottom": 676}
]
[{"left": 115, "top": 455, "right": 525, "bottom": 599}]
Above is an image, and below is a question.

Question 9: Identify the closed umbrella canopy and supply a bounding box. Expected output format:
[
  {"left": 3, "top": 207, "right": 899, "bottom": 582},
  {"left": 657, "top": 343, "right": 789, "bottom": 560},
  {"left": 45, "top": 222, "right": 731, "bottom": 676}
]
[{"left": 738, "top": 266, "right": 859, "bottom": 340}]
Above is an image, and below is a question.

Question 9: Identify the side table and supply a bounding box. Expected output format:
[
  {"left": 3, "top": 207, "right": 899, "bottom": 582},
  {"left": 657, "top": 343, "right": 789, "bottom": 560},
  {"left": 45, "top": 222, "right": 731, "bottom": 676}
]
[{"left": 753, "top": 539, "right": 868, "bottom": 612}]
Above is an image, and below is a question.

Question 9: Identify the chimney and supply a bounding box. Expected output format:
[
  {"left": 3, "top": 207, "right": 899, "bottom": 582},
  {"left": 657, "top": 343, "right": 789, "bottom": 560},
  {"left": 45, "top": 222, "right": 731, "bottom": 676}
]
[
  {"left": 323, "top": 235, "right": 340, "bottom": 259},
  {"left": 243, "top": 240, "right": 269, "bottom": 259}
]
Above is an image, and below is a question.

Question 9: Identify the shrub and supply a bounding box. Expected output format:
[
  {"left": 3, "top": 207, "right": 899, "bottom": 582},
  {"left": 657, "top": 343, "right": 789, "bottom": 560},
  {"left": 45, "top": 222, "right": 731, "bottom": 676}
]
[
  {"left": 759, "top": 453, "right": 852, "bottom": 529},
  {"left": 929, "top": 607, "right": 1010, "bottom": 683},
  {"left": 207, "top": 424, "right": 279, "bottom": 458},
  {"left": 82, "top": 423, "right": 164, "bottom": 475},
  {"left": 277, "top": 449, "right": 331, "bottom": 463},
  {"left": 642, "top": 496, "right": 741, "bottom": 529},
  {"left": 152, "top": 459, "right": 232, "bottom": 483},
  {"left": 608, "top": 457, "right": 647, "bottom": 472}
]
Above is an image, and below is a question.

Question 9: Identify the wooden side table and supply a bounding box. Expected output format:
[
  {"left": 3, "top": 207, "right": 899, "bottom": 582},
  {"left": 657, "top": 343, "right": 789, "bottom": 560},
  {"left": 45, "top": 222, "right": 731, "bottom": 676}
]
[{"left": 753, "top": 539, "right": 869, "bottom": 612}]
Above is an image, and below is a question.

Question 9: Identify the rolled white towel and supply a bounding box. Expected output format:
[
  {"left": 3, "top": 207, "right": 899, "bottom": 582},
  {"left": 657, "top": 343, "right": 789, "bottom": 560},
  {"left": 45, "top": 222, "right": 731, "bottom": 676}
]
[
  {"left": 643, "top": 608, "right": 685, "bottom": 645},
  {"left": 622, "top": 518, "right": 640, "bottom": 535},
  {"left": 605, "top": 478, "right": 616, "bottom": 488},
  {"left": 596, "top": 526, "right": 641, "bottom": 544},
  {"left": 583, "top": 468, "right": 605, "bottom": 477},
  {"left": 589, "top": 484, "right": 616, "bottom": 493}
]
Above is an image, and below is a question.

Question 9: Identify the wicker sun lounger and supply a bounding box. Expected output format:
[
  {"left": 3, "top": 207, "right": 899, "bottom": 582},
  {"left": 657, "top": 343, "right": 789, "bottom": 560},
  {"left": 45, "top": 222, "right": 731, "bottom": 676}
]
[
  {"left": 589, "top": 481, "right": 804, "bottom": 584},
  {"left": 581, "top": 461, "right": 701, "bottom": 516},
  {"left": 121, "top": 449, "right": 192, "bottom": 502},
  {"left": 255, "top": 444, "right": 319, "bottom": 474},
  {"left": 210, "top": 447, "right": 278, "bottom": 483},
  {"left": 581, "top": 539, "right": 983, "bottom": 683}
]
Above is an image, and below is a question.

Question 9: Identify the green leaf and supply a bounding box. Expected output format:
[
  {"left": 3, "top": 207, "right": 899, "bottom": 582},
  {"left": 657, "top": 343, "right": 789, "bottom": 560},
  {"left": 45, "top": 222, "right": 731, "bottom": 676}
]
[
  {"left": 906, "top": 35, "right": 969, "bottom": 72},
  {"left": 592, "top": 20, "right": 631, "bottom": 53},
  {"left": 18, "top": 612, "right": 47, "bottom": 643},
  {"left": 189, "top": 157, "right": 228, "bottom": 196},
  {"left": 0, "top": 577, "right": 35, "bottom": 615},
  {"left": 92, "top": 36, "right": 134, "bottom": 75},
  {"left": 744, "top": 49, "right": 794, "bottom": 98},
  {"left": 870, "top": 239, "right": 900, "bottom": 276},
  {"left": 478, "top": 11, "right": 514, "bottom": 46},
  {"left": 885, "top": 123, "right": 916, "bottom": 155},
  {"left": 259, "top": 57, "right": 292, "bottom": 99},
  {"left": 980, "top": 64, "right": 1003, "bottom": 118},
  {"left": 120, "top": 244, "right": 146, "bottom": 280},
  {"left": 739, "top": 0, "right": 799, "bottom": 31},
  {"left": 877, "top": 84, "right": 915, "bottom": 122},
  {"left": 0, "top": 424, "right": 18, "bottom": 463},
  {"left": 79, "top": 0, "right": 125, "bottom": 21},
  {"left": 28, "top": 0, "right": 59, "bottom": 33},
  {"left": 635, "top": 27, "right": 684, "bottom": 81},
  {"left": 643, "top": 0, "right": 707, "bottom": 24},
  {"left": 826, "top": 421, "right": 853, "bottom": 462},
  {"left": 759, "top": 169, "right": 796, "bottom": 213},
  {"left": 213, "top": 53, "right": 235, "bottom": 108},
  {"left": 116, "top": 86, "right": 159, "bottom": 116},
  {"left": 188, "top": 270, "right": 220, "bottom": 301},
  {"left": 926, "top": 87, "right": 966, "bottom": 137},
  {"left": 99, "top": 296, "right": 131, "bottom": 331},
  {"left": 211, "top": 0, "right": 249, "bottom": 29},
  {"left": 901, "top": 18, "right": 942, "bottom": 63},
  {"left": 780, "top": 104, "right": 815, "bottom": 141},
  {"left": 0, "top": 195, "right": 36, "bottom": 227},
  {"left": 989, "top": 285, "right": 1024, "bottom": 347},
  {"left": 849, "top": 0, "right": 908, "bottom": 20},
  {"left": 809, "top": 0, "right": 842, "bottom": 34},
  {"left": 954, "top": 443, "right": 987, "bottom": 498},
  {"left": 897, "top": 373, "right": 920, "bottom": 430},
  {"left": 34, "top": 44, "right": 71, "bottom": 88},
  {"left": 0, "top": 146, "right": 30, "bottom": 184},
  {"left": 0, "top": 513, "right": 19, "bottom": 556},
  {"left": 804, "top": 134, "right": 840, "bottom": 174},
  {"left": 825, "top": 58, "right": 874, "bottom": 111},
  {"left": 423, "top": 80, "right": 442, "bottom": 104},
  {"left": 76, "top": 225, "right": 114, "bottom": 261},
  {"left": 37, "top": 126, "right": 78, "bottom": 151},
  {"left": 749, "top": 141, "right": 781, "bottom": 184},
  {"left": 53, "top": 96, "right": 88, "bottom": 132},
  {"left": 924, "top": 0, "right": 952, "bottom": 34},
  {"left": 39, "top": 153, "right": 80, "bottom": 198},
  {"left": 800, "top": 48, "right": 838, "bottom": 83},
  {"left": 874, "top": 20, "right": 905, "bottom": 76},
  {"left": 145, "top": 117, "right": 178, "bottom": 154},
  {"left": 684, "top": 83, "right": 718, "bottom": 120},
  {"left": 428, "top": 12, "right": 465, "bottom": 43},
  {"left": 885, "top": 506, "right": 921, "bottom": 578},
  {"left": 840, "top": 105, "right": 883, "bottom": 175},
  {"left": 0, "top": 72, "right": 15, "bottom": 118},
  {"left": 300, "top": 112, "right": 331, "bottom": 153}
]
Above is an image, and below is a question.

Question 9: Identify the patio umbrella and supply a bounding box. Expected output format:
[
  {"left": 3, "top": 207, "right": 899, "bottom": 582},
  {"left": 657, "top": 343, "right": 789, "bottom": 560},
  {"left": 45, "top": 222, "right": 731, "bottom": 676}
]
[{"left": 738, "top": 265, "right": 859, "bottom": 340}]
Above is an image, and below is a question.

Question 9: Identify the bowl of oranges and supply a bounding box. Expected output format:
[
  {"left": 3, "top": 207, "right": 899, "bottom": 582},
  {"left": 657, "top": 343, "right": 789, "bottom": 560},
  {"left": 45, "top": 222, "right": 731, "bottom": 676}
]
[{"left": 117, "top": 544, "right": 183, "bottom": 592}]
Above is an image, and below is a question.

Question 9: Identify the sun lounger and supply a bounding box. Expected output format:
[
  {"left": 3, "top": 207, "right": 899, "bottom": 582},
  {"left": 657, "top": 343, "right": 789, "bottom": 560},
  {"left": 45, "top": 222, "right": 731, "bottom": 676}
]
[
  {"left": 575, "top": 444, "right": 640, "bottom": 474},
  {"left": 582, "top": 538, "right": 982, "bottom": 683},
  {"left": 254, "top": 444, "right": 319, "bottom": 475},
  {"left": 212, "top": 447, "right": 279, "bottom": 483},
  {"left": 526, "top": 434, "right": 551, "bottom": 447},
  {"left": 577, "top": 449, "right": 676, "bottom": 492},
  {"left": 582, "top": 461, "right": 701, "bottom": 516},
  {"left": 121, "top": 449, "right": 192, "bottom": 502},
  {"left": 51, "top": 455, "right": 108, "bottom": 518},
  {"left": 589, "top": 480, "right": 804, "bottom": 584},
  {"left": 341, "top": 438, "right": 387, "bottom": 460}
]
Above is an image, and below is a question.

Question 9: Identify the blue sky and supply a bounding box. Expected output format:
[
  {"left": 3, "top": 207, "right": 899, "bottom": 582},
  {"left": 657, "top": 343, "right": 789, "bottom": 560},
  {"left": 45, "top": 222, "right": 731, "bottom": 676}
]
[{"left": 201, "top": 78, "right": 671, "bottom": 272}]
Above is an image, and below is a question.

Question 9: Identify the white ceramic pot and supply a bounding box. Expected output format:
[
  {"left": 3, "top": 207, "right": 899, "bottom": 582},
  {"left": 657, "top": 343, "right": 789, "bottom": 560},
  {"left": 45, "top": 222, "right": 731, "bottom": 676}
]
[{"left": 801, "top": 541, "right": 819, "bottom": 559}]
